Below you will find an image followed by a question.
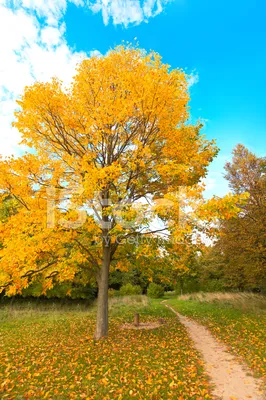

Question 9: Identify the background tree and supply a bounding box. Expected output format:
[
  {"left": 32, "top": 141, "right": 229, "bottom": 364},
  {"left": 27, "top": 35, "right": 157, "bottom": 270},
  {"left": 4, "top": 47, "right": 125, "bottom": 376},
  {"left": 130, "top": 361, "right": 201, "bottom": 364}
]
[
  {"left": 221, "top": 145, "right": 266, "bottom": 290},
  {"left": 0, "top": 46, "right": 218, "bottom": 338},
  {"left": 197, "top": 145, "right": 266, "bottom": 292}
]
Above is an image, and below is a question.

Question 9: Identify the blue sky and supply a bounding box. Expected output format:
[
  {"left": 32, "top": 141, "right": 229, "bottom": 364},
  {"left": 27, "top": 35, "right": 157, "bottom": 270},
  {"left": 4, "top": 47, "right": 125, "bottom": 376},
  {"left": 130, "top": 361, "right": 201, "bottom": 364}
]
[{"left": 1, "top": 0, "right": 265, "bottom": 197}]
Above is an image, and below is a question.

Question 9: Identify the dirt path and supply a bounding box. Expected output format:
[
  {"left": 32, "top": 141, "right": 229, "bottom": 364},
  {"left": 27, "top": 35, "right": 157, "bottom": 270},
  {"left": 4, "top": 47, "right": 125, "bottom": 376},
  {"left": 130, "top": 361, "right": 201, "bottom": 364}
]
[{"left": 164, "top": 303, "right": 265, "bottom": 400}]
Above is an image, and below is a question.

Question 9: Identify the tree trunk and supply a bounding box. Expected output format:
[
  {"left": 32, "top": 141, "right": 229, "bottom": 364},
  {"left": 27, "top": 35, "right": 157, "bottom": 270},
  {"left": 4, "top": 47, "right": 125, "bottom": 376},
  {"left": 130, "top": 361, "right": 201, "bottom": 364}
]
[
  {"left": 180, "top": 278, "right": 184, "bottom": 296},
  {"left": 94, "top": 242, "right": 111, "bottom": 340}
]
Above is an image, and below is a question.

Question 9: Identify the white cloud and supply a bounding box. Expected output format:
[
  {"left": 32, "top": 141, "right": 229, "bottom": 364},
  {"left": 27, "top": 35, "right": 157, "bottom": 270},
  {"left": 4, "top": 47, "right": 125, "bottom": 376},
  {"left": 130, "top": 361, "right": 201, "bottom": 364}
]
[
  {"left": 6, "top": 0, "right": 84, "bottom": 25},
  {"left": 89, "top": 49, "right": 103, "bottom": 58},
  {"left": 188, "top": 71, "right": 199, "bottom": 87},
  {"left": 0, "top": 0, "right": 87, "bottom": 157},
  {"left": 143, "top": 0, "right": 163, "bottom": 18},
  {"left": 41, "top": 25, "right": 65, "bottom": 47},
  {"left": 203, "top": 154, "right": 231, "bottom": 199},
  {"left": 87, "top": 0, "right": 170, "bottom": 27},
  {"left": 202, "top": 177, "right": 217, "bottom": 192}
]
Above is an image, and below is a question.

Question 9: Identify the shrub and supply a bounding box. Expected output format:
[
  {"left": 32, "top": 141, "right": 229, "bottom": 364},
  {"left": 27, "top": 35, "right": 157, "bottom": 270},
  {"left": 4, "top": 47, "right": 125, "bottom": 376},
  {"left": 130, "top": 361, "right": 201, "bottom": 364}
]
[
  {"left": 147, "top": 283, "right": 164, "bottom": 298},
  {"left": 108, "top": 288, "right": 120, "bottom": 297},
  {"left": 119, "top": 284, "right": 142, "bottom": 296},
  {"left": 108, "top": 289, "right": 115, "bottom": 297}
]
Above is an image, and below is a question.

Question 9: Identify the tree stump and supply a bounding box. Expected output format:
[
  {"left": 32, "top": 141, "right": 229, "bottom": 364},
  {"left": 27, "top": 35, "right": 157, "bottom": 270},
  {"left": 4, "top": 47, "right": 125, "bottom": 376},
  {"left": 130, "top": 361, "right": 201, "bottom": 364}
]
[{"left": 134, "top": 313, "right": 140, "bottom": 327}]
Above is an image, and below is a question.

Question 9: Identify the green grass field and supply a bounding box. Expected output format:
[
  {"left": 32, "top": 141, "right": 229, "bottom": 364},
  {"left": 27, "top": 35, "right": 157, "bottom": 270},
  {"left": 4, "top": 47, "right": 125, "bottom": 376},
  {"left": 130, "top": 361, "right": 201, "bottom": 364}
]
[
  {"left": 167, "top": 293, "right": 266, "bottom": 381},
  {"left": 0, "top": 297, "right": 212, "bottom": 400},
  {"left": 1, "top": 293, "right": 265, "bottom": 399}
]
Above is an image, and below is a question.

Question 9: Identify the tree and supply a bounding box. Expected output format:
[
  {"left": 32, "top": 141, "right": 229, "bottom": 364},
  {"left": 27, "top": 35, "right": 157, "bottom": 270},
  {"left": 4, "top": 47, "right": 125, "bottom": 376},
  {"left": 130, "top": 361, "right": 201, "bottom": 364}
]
[
  {"left": 223, "top": 145, "right": 266, "bottom": 290},
  {"left": 0, "top": 46, "right": 218, "bottom": 338},
  {"left": 203, "top": 145, "right": 266, "bottom": 291},
  {"left": 193, "top": 246, "right": 227, "bottom": 292}
]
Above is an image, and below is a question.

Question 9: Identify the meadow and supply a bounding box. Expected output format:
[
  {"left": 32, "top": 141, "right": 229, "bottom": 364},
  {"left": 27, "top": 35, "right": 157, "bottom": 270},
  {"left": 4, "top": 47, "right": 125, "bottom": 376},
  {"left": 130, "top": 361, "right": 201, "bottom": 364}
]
[
  {"left": 0, "top": 296, "right": 212, "bottom": 400},
  {"left": 1, "top": 293, "right": 265, "bottom": 399}
]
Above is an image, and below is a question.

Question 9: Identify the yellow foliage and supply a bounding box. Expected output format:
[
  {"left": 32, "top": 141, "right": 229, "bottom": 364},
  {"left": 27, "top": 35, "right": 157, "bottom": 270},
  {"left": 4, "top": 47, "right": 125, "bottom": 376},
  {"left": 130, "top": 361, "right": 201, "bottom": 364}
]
[{"left": 0, "top": 46, "right": 218, "bottom": 295}]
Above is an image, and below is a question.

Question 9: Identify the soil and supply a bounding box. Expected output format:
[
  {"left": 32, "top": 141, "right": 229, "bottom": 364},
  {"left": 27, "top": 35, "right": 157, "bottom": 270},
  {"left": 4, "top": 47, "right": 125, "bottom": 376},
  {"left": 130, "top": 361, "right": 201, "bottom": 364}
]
[{"left": 121, "top": 321, "right": 163, "bottom": 330}]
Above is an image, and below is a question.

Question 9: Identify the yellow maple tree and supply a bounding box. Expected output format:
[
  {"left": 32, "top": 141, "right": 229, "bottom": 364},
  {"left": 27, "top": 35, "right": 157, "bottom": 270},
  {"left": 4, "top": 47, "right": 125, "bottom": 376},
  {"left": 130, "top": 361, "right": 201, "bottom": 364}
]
[{"left": 0, "top": 46, "right": 219, "bottom": 338}]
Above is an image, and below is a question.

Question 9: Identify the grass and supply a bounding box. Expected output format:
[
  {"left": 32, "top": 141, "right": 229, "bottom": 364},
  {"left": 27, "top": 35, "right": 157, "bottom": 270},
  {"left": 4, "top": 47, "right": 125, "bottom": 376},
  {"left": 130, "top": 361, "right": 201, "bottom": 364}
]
[
  {"left": 0, "top": 297, "right": 212, "bottom": 399},
  {"left": 177, "top": 292, "right": 266, "bottom": 313},
  {"left": 167, "top": 293, "right": 266, "bottom": 382}
]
